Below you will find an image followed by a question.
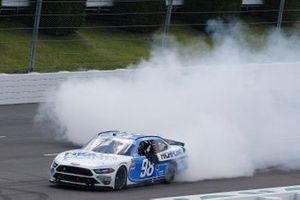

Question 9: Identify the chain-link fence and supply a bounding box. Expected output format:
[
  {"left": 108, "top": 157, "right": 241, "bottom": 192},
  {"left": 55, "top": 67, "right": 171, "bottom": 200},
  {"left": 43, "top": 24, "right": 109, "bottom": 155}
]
[{"left": 0, "top": 0, "right": 299, "bottom": 73}]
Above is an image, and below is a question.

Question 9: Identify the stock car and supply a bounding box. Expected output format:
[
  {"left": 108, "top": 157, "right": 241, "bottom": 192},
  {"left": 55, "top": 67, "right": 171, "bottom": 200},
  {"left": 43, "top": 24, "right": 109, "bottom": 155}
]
[{"left": 49, "top": 130, "right": 187, "bottom": 190}]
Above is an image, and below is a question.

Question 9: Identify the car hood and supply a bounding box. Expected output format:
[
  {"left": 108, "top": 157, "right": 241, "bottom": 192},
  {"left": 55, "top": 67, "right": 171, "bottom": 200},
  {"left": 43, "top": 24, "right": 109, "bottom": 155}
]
[{"left": 55, "top": 149, "right": 131, "bottom": 168}]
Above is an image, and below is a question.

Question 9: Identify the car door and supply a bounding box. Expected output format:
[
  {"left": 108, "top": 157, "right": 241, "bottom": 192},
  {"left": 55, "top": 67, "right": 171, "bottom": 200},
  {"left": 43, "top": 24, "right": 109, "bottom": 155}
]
[{"left": 128, "top": 139, "right": 158, "bottom": 183}]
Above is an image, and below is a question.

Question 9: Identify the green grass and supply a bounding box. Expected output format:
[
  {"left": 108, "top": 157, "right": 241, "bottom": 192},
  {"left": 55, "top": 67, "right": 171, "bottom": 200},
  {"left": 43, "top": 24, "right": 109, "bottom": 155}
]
[
  {"left": 0, "top": 29, "right": 152, "bottom": 73},
  {"left": 0, "top": 20, "right": 202, "bottom": 73},
  {"left": 35, "top": 28, "right": 152, "bottom": 72},
  {"left": 0, "top": 19, "right": 298, "bottom": 74},
  {"left": 0, "top": 21, "right": 151, "bottom": 73}
]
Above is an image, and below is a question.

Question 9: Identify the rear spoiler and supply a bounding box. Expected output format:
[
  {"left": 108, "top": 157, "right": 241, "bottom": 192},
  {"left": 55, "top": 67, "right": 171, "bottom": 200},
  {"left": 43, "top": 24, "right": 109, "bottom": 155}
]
[{"left": 164, "top": 139, "right": 185, "bottom": 147}]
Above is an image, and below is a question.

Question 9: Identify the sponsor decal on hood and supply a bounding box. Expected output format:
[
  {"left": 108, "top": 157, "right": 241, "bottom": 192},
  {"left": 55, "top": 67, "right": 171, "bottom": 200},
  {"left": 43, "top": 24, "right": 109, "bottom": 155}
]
[{"left": 63, "top": 151, "right": 118, "bottom": 161}]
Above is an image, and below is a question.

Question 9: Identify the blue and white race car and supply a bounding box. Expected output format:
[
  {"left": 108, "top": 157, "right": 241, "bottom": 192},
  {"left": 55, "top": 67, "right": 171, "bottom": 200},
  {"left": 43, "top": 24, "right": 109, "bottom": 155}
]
[{"left": 49, "top": 130, "right": 187, "bottom": 190}]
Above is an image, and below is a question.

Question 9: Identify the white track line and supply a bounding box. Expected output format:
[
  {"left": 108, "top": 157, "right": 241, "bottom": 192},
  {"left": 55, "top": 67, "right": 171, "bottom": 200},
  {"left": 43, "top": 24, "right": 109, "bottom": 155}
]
[
  {"left": 43, "top": 153, "right": 59, "bottom": 157},
  {"left": 0, "top": 136, "right": 7, "bottom": 139}
]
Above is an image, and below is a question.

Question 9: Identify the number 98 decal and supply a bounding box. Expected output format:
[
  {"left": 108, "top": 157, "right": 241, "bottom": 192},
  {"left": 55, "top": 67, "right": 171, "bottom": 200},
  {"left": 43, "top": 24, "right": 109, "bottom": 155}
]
[{"left": 140, "top": 159, "right": 154, "bottom": 178}]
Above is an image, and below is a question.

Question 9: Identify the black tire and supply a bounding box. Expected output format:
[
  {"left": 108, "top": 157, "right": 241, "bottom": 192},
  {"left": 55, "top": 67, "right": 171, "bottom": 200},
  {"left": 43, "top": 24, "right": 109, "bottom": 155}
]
[
  {"left": 114, "top": 166, "right": 127, "bottom": 190},
  {"left": 164, "top": 162, "right": 176, "bottom": 184}
]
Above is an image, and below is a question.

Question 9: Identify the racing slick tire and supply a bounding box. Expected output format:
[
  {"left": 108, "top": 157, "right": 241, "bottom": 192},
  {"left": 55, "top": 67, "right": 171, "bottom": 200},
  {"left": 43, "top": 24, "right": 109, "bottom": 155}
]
[
  {"left": 164, "top": 162, "right": 176, "bottom": 184},
  {"left": 114, "top": 166, "right": 127, "bottom": 190}
]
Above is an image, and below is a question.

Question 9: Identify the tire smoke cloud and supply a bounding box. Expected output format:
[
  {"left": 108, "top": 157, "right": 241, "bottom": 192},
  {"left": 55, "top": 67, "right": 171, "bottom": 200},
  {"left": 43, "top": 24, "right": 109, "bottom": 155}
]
[{"left": 36, "top": 21, "right": 300, "bottom": 181}]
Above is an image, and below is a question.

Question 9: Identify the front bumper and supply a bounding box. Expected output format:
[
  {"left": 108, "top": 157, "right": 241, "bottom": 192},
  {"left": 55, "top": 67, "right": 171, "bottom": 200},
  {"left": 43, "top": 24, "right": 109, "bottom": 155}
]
[{"left": 49, "top": 164, "right": 115, "bottom": 188}]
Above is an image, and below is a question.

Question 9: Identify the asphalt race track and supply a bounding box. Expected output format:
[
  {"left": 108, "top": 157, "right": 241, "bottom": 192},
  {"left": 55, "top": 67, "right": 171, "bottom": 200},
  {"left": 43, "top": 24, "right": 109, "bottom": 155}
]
[{"left": 1, "top": 104, "right": 300, "bottom": 200}]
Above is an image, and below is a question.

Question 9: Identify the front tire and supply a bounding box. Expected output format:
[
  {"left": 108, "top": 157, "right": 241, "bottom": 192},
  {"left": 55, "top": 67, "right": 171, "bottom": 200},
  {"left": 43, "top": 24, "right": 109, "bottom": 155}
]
[{"left": 114, "top": 166, "right": 127, "bottom": 190}]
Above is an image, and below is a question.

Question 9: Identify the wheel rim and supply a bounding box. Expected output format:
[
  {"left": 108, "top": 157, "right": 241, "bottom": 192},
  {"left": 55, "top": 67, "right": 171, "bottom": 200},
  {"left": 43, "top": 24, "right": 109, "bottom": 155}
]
[{"left": 115, "top": 167, "right": 126, "bottom": 189}]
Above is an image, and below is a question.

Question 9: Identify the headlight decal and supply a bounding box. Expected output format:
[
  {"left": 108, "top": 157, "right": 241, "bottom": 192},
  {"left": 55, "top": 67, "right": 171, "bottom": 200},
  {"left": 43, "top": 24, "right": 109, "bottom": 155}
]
[
  {"left": 52, "top": 162, "right": 58, "bottom": 168},
  {"left": 93, "top": 168, "right": 115, "bottom": 174}
]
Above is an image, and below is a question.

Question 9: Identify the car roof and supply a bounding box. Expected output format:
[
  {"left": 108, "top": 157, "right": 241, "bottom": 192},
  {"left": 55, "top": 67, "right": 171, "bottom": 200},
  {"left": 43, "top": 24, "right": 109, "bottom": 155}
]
[{"left": 97, "top": 130, "right": 163, "bottom": 141}]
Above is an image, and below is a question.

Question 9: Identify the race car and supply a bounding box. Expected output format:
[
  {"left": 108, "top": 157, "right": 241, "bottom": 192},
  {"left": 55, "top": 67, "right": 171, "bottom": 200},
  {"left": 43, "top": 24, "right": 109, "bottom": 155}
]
[{"left": 49, "top": 130, "right": 187, "bottom": 190}]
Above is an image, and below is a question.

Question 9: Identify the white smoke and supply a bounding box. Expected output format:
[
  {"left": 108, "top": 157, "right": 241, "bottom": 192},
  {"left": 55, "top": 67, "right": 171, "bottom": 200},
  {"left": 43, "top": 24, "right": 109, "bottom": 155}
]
[{"left": 36, "top": 21, "right": 300, "bottom": 181}]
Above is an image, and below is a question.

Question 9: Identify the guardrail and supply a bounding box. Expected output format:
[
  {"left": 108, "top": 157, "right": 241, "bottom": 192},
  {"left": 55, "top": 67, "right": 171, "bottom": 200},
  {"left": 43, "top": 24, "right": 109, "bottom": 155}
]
[
  {"left": 152, "top": 185, "right": 300, "bottom": 200},
  {"left": 1, "top": 61, "right": 299, "bottom": 105},
  {"left": 0, "top": 70, "right": 130, "bottom": 105}
]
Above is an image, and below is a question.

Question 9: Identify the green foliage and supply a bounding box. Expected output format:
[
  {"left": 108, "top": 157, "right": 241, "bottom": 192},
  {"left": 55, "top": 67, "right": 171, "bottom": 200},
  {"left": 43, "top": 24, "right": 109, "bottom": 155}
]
[
  {"left": 183, "top": 0, "right": 215, "bottom": 29},
  {"left": 284, "top": 0, "right": 300, "bottom": 26},
  {"left": 262, "top": 0, "right": 299, "bottom": 26},
  {"left": 111, "top": 0, "right": 165, "bottom": 33},
  {"left": 214, "top": 0, "right": 241, "bottom": 20},
  {"left": 263, "top": 0, "right": 280, "bottom": 23},
  {"left": 33, "top": 0, "right": 86, "bottom": 36},
  {"left": 182, "top": 0, "right": 241, "bottom": 30}
]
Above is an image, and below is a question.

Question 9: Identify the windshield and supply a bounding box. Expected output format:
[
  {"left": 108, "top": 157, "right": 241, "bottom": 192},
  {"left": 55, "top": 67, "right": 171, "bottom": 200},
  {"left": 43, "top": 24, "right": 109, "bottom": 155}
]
[{"left": 83, "top": 137, "right": 134, "bottom": 155}]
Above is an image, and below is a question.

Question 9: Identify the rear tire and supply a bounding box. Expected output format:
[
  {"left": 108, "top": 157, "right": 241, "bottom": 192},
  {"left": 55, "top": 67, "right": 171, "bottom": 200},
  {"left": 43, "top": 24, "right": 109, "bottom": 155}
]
[
  {"left": 114, "top": 166, "right": 127, "bottom": 190},
  {"left": 164, "top": 162, "right": 176, "bottom": 184}
]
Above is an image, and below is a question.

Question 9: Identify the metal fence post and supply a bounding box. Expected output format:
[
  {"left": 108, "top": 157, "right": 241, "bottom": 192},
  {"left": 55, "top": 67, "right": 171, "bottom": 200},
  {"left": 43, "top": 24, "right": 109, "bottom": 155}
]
[
  {"left": 277, "top": 0, "right": 286, "bottom": 29},
  {"left": 28, "top": 0, "right": 43, "bottom": 73},
  {"left": 162, "top": 0, "right": 173, "bottom": 49}
]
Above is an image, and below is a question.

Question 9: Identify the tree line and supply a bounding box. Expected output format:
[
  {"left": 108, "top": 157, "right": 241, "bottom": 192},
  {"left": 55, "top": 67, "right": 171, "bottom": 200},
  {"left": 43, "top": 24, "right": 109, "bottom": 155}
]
[{"left": 1, "top": 0, "right": 299, "bottom": 36}]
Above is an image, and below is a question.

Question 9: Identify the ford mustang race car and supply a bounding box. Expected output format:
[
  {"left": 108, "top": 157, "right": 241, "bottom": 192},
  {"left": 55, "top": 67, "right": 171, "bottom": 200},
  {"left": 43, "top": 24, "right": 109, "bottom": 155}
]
[{"left": 49, "top": 130, "right": 187, "bottom": 190}]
